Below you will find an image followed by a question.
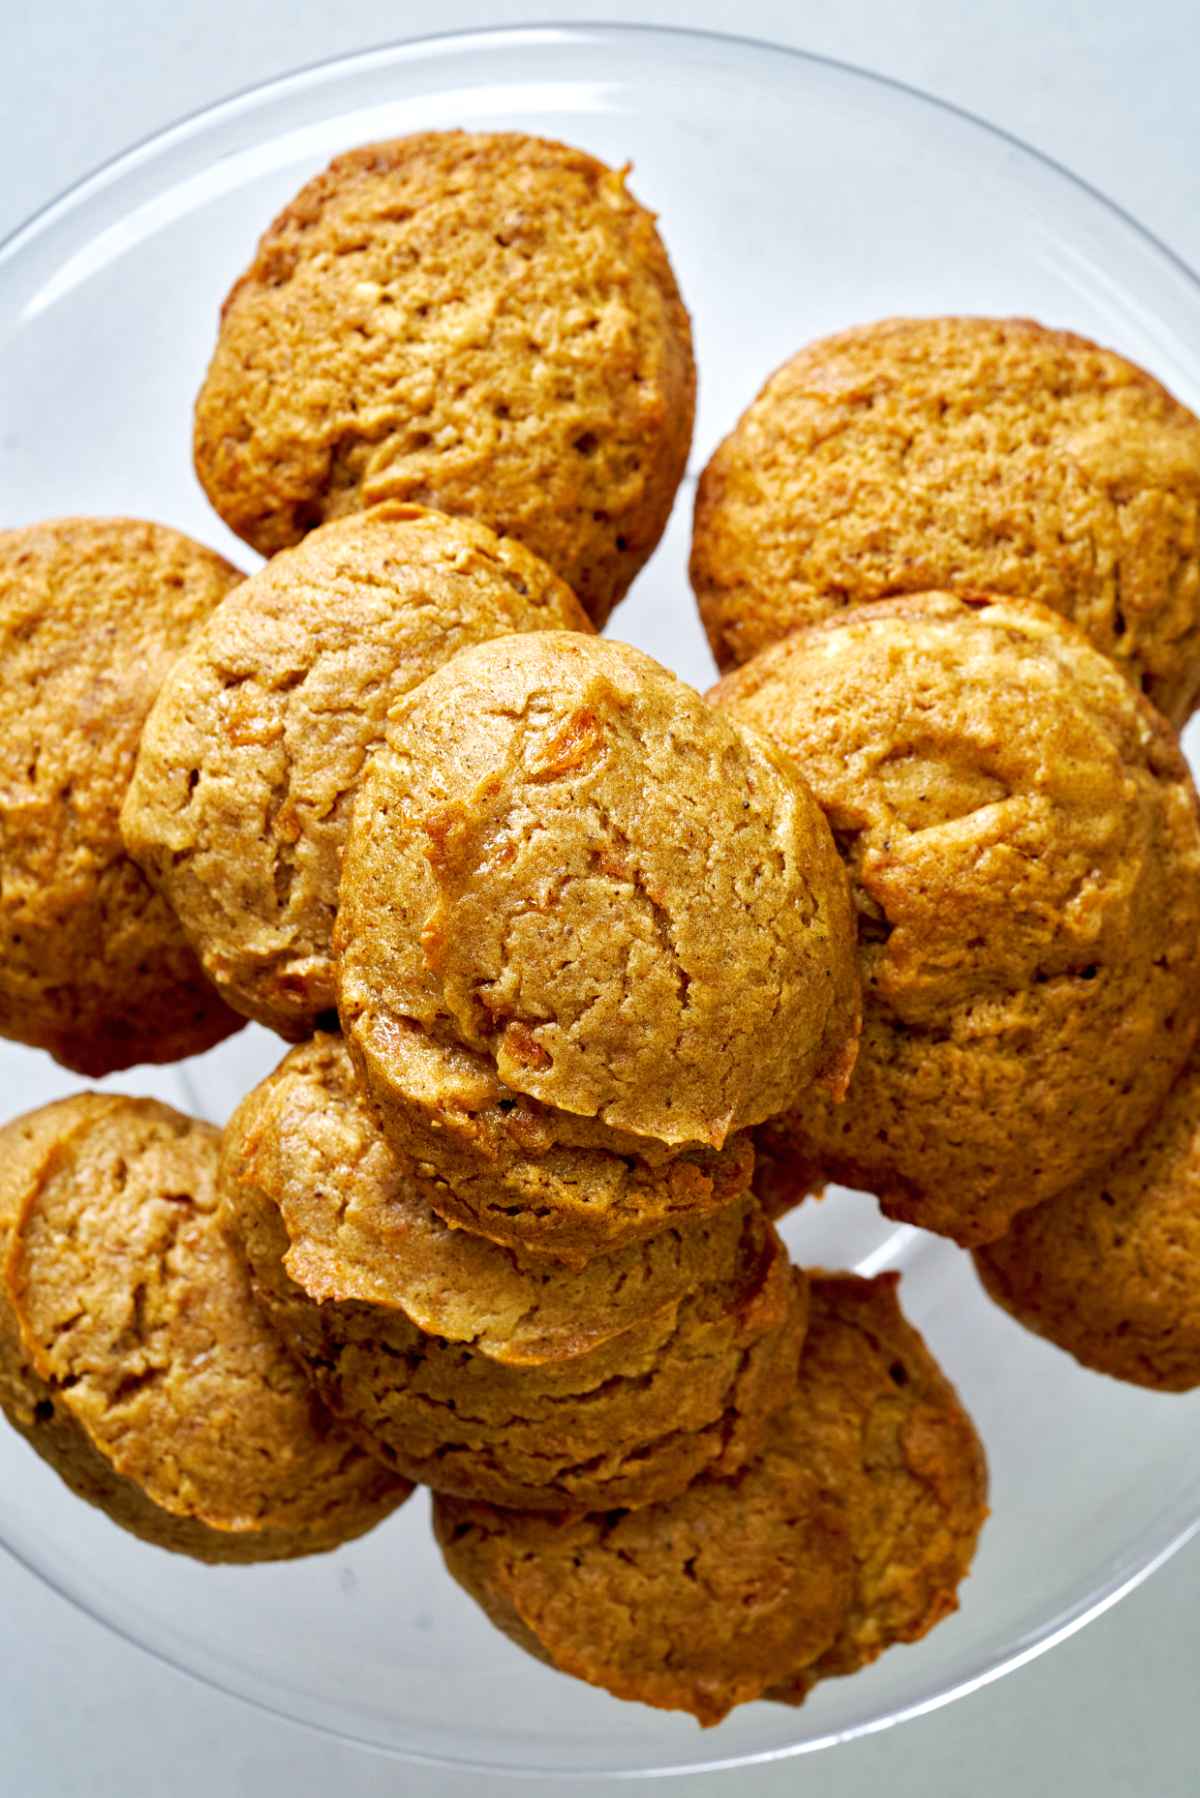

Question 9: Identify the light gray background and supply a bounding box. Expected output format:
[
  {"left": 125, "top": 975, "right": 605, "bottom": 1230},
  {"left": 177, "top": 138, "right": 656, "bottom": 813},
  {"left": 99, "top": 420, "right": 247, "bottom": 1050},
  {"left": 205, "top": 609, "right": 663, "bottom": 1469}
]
[{"left": 4, "top": 3, "right": 1198, "bottom": 1794}]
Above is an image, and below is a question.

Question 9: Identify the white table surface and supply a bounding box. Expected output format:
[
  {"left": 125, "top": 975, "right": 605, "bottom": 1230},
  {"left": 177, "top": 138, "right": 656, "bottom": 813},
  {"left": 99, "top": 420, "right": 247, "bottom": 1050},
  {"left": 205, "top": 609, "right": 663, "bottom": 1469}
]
[{"left": 4, "top": 2, "right": 1199, "bottom": 1793}]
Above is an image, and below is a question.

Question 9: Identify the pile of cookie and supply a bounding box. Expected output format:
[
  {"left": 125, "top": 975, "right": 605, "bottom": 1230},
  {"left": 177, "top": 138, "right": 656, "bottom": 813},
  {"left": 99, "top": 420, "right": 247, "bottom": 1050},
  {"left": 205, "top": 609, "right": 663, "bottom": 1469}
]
[{"left": 2, "top": 128, "right": 1200, "bottom": 1728}]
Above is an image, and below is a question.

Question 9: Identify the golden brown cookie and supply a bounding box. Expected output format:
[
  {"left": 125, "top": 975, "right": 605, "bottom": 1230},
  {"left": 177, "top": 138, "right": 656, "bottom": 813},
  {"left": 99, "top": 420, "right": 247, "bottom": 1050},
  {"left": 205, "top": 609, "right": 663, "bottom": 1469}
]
[
  {"left": 343, "top": 1014, "right": 754, "bottom": 1267},
  {"left": 975, "top": 1040, "right": 1200, "bottom": 1390},
  {"left": 121, "top": 505, "right": 589, "bottom": 1038},
  {"left": 436, "top": 1453, "right": 851, "bottom": 1728},
  {"left": 767, "top": 1272, "right": 988, "bottom": 1702},
  {"left": 1, "top": 1095, "right": 409, "bottom": 1559},
  {"left": 194, "top": 131, "right": 695, "bottom": 628},
  {"left": 0, "top": 518, "right": 246, "bottom": 1075},
  {"left": 715, "top": 592, "right": 1200, "bottom": 1245},
  {"left": 336, "top": 630, "right": 859, "bottom": 1173},
  {"left": 222, "top": 1032, "right": 758, "bottom": 1364},
  {"left": 222, "top": 1145, "right": 806, "bottom": 1513},
  {"left": 0, "top": 1098, "right": 263, "bottom": 1562},
  {"left": 691, "top": 316, "right": 1200, "bottom": 724},
  {"left": 433, "top": 1272, "right": 986, "bottom": 1725}
]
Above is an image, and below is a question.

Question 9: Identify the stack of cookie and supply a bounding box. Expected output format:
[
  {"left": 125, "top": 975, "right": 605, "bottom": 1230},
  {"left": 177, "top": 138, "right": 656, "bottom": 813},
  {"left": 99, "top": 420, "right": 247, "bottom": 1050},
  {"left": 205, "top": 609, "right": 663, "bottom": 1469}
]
[
  {"left": 7, "top": 126, "right": 1200, "bottom": 1731},
  {"left": 694, "top": 315, "right": 1200, "bottom": 1388}
]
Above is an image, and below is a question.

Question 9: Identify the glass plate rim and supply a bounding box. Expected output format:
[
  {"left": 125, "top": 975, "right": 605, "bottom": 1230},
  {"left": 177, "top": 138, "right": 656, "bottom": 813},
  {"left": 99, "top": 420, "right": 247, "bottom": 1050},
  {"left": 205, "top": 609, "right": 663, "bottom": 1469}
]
[{"left": 3, "top": 18, "right": 1200, "bottom": 1776}]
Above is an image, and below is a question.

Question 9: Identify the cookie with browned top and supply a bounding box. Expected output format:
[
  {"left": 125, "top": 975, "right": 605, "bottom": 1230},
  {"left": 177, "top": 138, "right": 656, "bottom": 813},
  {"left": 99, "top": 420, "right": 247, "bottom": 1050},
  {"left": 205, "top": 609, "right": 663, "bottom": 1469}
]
[
  {"left": 221, "top": 1135, "right": 806, "bottom": 1513},
  {"left": 437, "top": 1453, "right": 850, "bottom": 1728},
  {"left": 121, "top": 505, "right": 589, "bottom": 1038},
  {"left": 0, "top": 1098, "right": 267, "bottom": 1562},
  {"left": 336, "top": 631, "right": 859, "bottom": 1192},
  {"left": 692, "top": 316, "right": 1200, "bottom": 724},
  {"left": 716, "top": 592, "right": 1200, "bottom": 1245},
  {"left": 222, "top": 1032, "right": 756, "bottom": 1364},
  {"left": 1, "top": 1095, "right": 409, "bottom": 1559},
  {"left": 194, "top": 131, "right": 695, "bottom": 628},
  {"left": 975, "top": 1039, "right": 1200, "bottom": 1390},
  {"left": 433, "top": 1273, "right": 986, "bottom": 1725},
  {"left": 0, "top": 518, "right": 245, "bottom": 1075}
]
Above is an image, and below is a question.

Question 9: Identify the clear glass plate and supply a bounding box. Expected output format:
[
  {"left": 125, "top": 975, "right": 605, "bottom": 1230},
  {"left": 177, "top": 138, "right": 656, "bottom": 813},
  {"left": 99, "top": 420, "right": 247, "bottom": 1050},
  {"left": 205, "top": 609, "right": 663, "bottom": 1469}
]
[{"left": 2, "top": 21, "right": 1200, "bottom": 1777}]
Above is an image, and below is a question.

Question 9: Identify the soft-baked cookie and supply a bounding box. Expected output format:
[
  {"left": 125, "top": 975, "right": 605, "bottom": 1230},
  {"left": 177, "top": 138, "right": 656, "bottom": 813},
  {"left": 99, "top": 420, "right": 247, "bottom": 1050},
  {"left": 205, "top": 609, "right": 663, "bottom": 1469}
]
[
  {"left": 0, "top": 518, "right": 245, "bottom": 1075},
  {"left": 715, "top": 593, "right": 1200, "bottom": 1245},
  {"left": 222, "top": 1032, "right": 757, "bottom": 1363},
  {"left": 222, "top": 1147, "right": 806, "bottom": 1513},
  {"left": 343, "top": 1014, "right": 754, "bottom": 1267},
  {"left": 337, "top": 630, "right": 860, "bottom": 1169},
  {"left": 121, "top": 505, "right": 589, "bottom": 1038},
  {"left": 0, "top": 1099, "right": 272, "bottom": 1563},
  {"left": 691, "top": 316, "right": 1200, "bottom": 724},
  {"left": 437, "top": 1446, "right": 851, "bottom": 1727},
  {"left": 194, "top": 130, "right": 695, "bottom": 628},
  {"left": 1, "top": 1095, "right": 409, "bottom": 1559},
  {"left": 434, "top": 1272, "right": 986, "bottom": 1725},
  {"left": 975, "top": 1040, "right": 1200, "bottom": 1390}
]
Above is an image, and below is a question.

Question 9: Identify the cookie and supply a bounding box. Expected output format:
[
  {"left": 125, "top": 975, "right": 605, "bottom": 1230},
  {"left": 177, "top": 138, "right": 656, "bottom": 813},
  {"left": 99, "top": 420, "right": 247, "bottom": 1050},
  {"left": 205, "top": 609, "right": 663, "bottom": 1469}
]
[
  {"left": 433, "top": 1272, "right": 986, "bottom": 1725},
  {"left": 1, "top": 1096, "right": 409, "bottom": 1559},
  {"left": 222, "top": 1032, "right": 757, "bottom": 1364},
  {"left": 194, "top": 130, "right": 695, "bottom": 628},
  {"left": 121, "top": 505, "right": 589, "bottom": 1038},
  {"left": 0, "top": 1098, "right": 263, "bottom": 1563},
  {"left": 715, "top": 592, "right": 1200, "bottom": 1245},
  {"left": 437, "top": 1451, "right": 851, "bottom": 1728},
  {"left": 343, "top": 1014, "right": 754, "bottom": 1267},
  {"left": 222, "top": 1148, "right": 806, "bottom": 1513},
  {"left": 975, "top": 1040, "right": 1200, "bottom": 1390},
  {"left": 0, "top": 518, "right": 246, "bottom": 1075},
  {"left": 691, "top": 316, "right": 1200, "bottom": 724},
  {"left": 767, "top": 1273, "right": 988, "bottom": 1702},
  {"left": 336, "top": 630, "right": 860, "bottom": 1169}
]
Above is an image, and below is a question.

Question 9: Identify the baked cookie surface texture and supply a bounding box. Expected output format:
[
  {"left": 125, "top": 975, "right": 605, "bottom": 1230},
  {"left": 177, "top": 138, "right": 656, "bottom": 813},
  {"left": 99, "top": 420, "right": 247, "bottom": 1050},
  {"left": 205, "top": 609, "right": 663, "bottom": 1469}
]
[
  {"left": 692, "top": 315, "right": 1200, "bottom": 723},
  {"left": 716, "top": 592, "right": 1200, "bottom": 1245},
  {"left": 195, "top": 131, "right": 696, "bottom": 627}
]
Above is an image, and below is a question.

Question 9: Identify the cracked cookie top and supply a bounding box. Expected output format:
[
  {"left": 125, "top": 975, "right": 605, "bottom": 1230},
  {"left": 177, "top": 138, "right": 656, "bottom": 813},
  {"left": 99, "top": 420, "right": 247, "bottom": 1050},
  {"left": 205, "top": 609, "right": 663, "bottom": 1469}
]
[
  {"left": 221, "top": 1032, "right": 755, "bottom": 1363},
  {"left": 336, "top": 631, "right": 860, "bottom": 1153},
  {"left": 3, "top": 1094, "right": 410, "bottom": 1551},
  {"left": 716, "top": 592, "right": 1200, "bottom": 1243},
  {"left": 0, "top": 516, "right": 245, "bottom": 1075},
  {"left": 121, "top": 504, "right": 588, "bottom": 1038},
  {"left": 691, "top": 315, "right": 1200, "bottom": 724},
  {"left": 193, "top": 130, "right": 696, "bottom": 629}
]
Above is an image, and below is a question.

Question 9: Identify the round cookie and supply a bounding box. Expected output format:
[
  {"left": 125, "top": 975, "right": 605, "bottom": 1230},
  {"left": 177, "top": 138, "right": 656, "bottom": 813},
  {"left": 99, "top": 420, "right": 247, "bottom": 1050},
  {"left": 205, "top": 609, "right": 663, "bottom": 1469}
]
[
  {"left": 715, "top": 592, "right": 1200, "bottom": 1245},
  {"left": 0, "top": 1098, "right": 261, "bottom": 1563},
  {"left": 975, "top": 1041, "right": 1200, "bottom": 1390},
  {"left": 2, "top": 1095, "right": 410, "bottom": 1557},
  {"left": 121, "top": 505, "right": 590, "bottom": 1038},
  {"left": 336, "top": 630, "right": 860, "bottom": 1163},
  {"left": 221, "top": 1147, "right": 807, "bottom": 1513},
  {"left": 0, "top": 517, "right": 245, "bottom": 1076},
  {"left": 222, "top": 1032, "right": 757, "bottom": 1364},
  {"left": 433, "top": 1272, "right": 986, "bottom": 1724},
  {"left": 691, "top": 316, "right": 1200, "bottom": 725},
  {"left": 344, "top": 1014, "right": 754, "bottom": 1267},
  {"left": 194, "top": 130, "right": 695, "bottom": 628}
]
